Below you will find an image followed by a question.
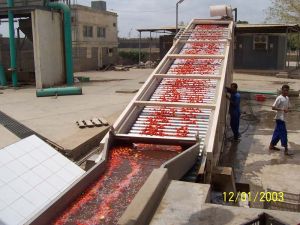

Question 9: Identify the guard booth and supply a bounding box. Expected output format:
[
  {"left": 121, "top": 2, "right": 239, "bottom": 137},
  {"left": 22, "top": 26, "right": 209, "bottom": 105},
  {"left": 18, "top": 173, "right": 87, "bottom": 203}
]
[{"left": 234, "top": 24, "right": 300, "bottom": 71}]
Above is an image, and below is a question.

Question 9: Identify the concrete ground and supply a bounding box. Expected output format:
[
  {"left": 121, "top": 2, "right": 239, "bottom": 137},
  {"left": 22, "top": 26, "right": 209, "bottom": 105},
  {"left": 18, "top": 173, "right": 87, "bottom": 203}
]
[
  {"left": 0, "top": 69, "right": 151, "bottom": 154},
  {"left": 221, "top": 72, "right": 300, "bottom": 208},
  {"left": 151, "top": 181, "right": 300, "bottom": 225}
]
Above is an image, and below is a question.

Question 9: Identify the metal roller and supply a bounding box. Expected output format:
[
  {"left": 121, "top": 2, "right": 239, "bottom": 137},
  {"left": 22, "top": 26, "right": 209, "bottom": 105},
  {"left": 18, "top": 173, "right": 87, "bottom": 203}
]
[
  {"left": 129, "top": 129, "right": 207, "bottom": 137},
  {"left": 134, "top": 120, "right": 209, "bottom": 127}
]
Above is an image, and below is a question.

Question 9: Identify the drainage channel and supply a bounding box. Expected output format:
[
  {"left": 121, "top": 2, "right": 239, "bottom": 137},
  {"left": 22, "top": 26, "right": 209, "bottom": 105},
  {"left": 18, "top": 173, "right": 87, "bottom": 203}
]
[
  {"left": 53, "top": 144, "right": 183, "bottom": 225},
  {"left": 0, "top": 110, "right": 39, "bottom": 139}
]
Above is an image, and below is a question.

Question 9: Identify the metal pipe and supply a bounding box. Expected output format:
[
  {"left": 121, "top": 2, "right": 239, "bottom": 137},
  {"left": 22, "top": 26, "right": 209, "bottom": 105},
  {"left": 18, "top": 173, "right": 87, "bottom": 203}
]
[
  {"left": 176, "top": 2, "right": 179, "bottom": 34},
  {"left": 139, "top": 115, "right": 211, "bottom": 120},
  {"left": 232, "top": 8, "right": 237, "bottom": 22},
  {"left": 131, "top": 127, "right": 208, "bottom": 133},
  {"left": 0, "top": 64, "right": 6, "bottom": 86},
  {"left": 149, "top": 31, "right": 152, "bottom": 62},
  {"left": 153, "top": 89, "right": 216, "bottom": 93},
  {"left": 0, "top": 29, "right": 6, "bottom": 86},
  {"left": 132, "top": 123, "right": 209, "bottom": 129},
  {"left": 175, "top": 0, "right": 185, "bottom": 34},
  {"left": 139, "top": 114, "right": 211, "bottom": 120},
  {"left": 7, "top": 0, "right": 18, "bottom": 87},
  {"left": 134, "top": 120, "right": 209, "bottom": 126},
  {"left": 129, "top": 130, "right": 206, "bottom": 137},
  {"left": 143, "top": 107, "right": 212, "bottom": 112},
  {"left": 47, "top": 2, "right": 74, "bottom": 86},
  {"left": 150, "top": 95, "right": 214, "bottom": 99},
  {"left": 36, "top": 87, "right": 82, "bottom": 97}
]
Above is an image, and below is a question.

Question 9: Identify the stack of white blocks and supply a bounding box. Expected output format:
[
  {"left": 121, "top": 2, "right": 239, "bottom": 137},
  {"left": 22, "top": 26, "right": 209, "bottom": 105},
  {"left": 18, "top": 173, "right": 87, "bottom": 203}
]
[{"left": 0, "top": 135, "right": 85, "bottom": 225}]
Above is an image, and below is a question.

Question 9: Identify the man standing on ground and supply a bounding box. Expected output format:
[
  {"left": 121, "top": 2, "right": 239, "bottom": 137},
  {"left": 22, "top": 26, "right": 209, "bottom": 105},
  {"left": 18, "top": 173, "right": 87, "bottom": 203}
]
[
  {"left": 226, "top": 83, "right": 241, "bottom": 141},
  {"left": 269, "top": 84, "right": 292, "bottom": 155}
]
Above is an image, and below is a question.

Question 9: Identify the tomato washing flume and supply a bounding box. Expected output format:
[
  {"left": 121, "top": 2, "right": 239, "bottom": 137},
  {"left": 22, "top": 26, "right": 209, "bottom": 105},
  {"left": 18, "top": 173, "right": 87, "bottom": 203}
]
[{"left": 53, "top": 145, "right": 182, "bottom": 225}]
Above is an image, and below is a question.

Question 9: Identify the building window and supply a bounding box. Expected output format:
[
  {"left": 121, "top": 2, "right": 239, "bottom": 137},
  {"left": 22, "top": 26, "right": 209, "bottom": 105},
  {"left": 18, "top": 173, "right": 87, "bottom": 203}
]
[
  {"left": 97, "top": 27, "right": 106, "bottom": 38},
  {"left": 113, "top": 22, "right": 116, "bottom": 27},
  {"left": 83, "top": 26, "right": 93, "bottom": 38},
  {"left": 108, "top": 48, "right": 113, "bottom": 56},
  {"left": 253, "top": 34, "right": 268, "bottom": 50}
]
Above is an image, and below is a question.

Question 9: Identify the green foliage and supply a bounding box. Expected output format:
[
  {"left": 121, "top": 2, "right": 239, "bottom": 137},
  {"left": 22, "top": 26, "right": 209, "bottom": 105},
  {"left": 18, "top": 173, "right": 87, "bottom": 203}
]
[
  {"left": 265, "top": 0, "right": 300, "bottom": 23},
  {"left": 265, "top": 0, "right": 300, "bottom": 50},
  {"left": 288, "top": 34, "right": 300, "bottom": 50},
  {"left": 118, "top": 51, "right": 147, "bottom": 63},
  {"left": 237, "top": 20, "right": 249, "bottom": 24}
]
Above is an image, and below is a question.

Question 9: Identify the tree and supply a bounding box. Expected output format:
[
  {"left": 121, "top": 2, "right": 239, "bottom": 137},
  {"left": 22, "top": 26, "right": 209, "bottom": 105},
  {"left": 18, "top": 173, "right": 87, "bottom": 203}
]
[
  {"left": 265, "top": 0, "right": 300, "bottom": 23},
  {"left": 265, "top": 0, "right": 300, "bottom": 50},
  {"left": 237, "top": 20, "right": 249, "bottom": 24}
]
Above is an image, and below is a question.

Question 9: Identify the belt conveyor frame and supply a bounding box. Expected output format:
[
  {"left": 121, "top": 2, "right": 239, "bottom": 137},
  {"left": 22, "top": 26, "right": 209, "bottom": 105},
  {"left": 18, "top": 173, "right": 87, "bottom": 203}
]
[{"left": 103, "top": 19, "right": 234, "bottom": 182}]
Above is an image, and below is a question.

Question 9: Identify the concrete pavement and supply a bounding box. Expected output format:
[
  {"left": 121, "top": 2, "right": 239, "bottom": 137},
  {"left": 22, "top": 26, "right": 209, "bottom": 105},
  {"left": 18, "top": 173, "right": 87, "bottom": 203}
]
[
  {"left": 0, "top": 69, "right": 152, "bottom": 157},
  {"left": 221, "top": 72, "right": 300, "bottom": 208}
]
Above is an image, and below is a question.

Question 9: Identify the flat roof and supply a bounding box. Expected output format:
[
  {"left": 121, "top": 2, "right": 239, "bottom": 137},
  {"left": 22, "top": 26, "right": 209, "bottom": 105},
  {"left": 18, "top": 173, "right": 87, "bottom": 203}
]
[
  {"left": 236, "top": 24, "right": 300, "bottom": 33},
  {"left": 71, "top": 4, "right": 117, "bottom": 16},
  {"left": 136, "top": 23, "right": 300, "bottom": 34},
  {"left": 137, "top": 26, "right": 185, "bottom": 33}
]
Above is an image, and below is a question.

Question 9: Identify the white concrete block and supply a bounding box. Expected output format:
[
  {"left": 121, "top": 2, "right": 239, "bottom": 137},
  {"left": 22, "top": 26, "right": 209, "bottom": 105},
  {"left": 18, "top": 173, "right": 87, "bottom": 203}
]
[
  {"left": 0, "top": 207, "right": 24, "bottom": 225},
  {"left": 0, "top": 150, "right": 14, "bottom": 166},
  {"left": 9, "top": 178, "right": 31, "bottom": 196},
  {"left": 21, "top": 170, "right": 43, "bottom": 187},
  {"left": 0, "top": 185, "right": 20, "bottom": 205}
]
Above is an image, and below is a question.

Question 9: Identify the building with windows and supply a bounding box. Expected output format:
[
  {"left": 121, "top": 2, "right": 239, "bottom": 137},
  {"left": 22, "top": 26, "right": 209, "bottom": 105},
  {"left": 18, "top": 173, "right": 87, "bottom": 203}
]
[
  {"left": 71, "top": 1, "right": 118, "bottom": 71},
  {"left": 234, "top": 24, "right": 300, "bottom": 71}
]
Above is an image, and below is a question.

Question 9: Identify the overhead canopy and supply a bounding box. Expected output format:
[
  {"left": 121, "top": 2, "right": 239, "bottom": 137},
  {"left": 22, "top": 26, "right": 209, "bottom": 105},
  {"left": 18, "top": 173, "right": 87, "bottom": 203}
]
[
  {"left": 137, "top": 26, "right": 185, "bottom": 34},
  {"left": 235, "top": 24, "right": 300, "bottom": 33},
  {"left": 136, "top": 24, "right": 300, "bottom": 34}
]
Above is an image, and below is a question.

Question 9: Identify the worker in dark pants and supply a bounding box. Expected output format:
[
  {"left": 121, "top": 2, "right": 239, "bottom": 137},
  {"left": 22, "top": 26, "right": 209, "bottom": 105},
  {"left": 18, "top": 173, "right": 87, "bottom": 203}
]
[
  {"left": 269, "top": 84, "right": 293, "bottom": 155},
  {"left": 226, "top": 83, "right": 241, "bottom": 141}
]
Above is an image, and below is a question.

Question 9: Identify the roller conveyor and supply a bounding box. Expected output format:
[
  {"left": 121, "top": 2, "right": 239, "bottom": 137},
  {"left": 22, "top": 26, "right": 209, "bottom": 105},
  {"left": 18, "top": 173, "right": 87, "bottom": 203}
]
[{"left": 111, "top": 19, "right": 233, "bottom": 156}]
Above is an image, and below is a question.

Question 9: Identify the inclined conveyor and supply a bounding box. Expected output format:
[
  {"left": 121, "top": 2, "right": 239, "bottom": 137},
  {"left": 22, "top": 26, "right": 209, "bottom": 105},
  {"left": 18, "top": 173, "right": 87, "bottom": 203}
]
[{"left": 28, "top": 19, "right": 234, "bottom": 225}]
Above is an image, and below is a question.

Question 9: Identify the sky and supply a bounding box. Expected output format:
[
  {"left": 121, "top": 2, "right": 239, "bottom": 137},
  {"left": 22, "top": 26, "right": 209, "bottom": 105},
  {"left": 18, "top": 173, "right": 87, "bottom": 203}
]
[
  {"left": 0, "top": 0, "right": 272, "bottom": 38},
  {"left": 84, "top": 0, "right": 273, "bottom": 38}
]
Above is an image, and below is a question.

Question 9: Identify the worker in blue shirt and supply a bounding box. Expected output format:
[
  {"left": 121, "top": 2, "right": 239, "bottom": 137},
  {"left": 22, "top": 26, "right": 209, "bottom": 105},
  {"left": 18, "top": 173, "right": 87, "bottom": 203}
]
[{"left": 226, "top": 83, "right": 241, "bottom": 141}]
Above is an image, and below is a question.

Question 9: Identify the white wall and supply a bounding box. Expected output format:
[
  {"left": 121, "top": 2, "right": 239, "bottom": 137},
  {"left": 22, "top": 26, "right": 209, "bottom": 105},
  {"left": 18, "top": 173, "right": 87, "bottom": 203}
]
[{"left": 32, "top": 9, "right": 65, "bottom": 89}]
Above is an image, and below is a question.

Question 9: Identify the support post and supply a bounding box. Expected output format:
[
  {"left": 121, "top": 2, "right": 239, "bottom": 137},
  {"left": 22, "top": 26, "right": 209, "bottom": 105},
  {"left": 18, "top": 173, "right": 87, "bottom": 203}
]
[
  {"left": 0, "top": 64, "right": 6, "bottom": 86},
  {"left": 7, "top": 0, "right": 18, "bottom": 87},
  {"left": 0, "top": 31, "right": 7, "bottom": 86},
  {"left": 138, "top": 31, "right": 141, "bottom": 66},
  {"left": 176, "top": 2, "right": 179, "bottom": 34},
  {"left": 149, "top": 31, "right": 152, "bottom": 62},
  {"left": 297, "top": 30, "right": 300, "bottom": 68}
]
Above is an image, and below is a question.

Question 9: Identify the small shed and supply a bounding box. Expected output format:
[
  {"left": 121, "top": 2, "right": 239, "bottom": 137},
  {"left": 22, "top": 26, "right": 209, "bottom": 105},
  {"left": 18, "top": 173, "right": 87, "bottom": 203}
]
[{"left": 234, "top": 24, "right": 300, "bottom": 70}]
